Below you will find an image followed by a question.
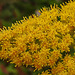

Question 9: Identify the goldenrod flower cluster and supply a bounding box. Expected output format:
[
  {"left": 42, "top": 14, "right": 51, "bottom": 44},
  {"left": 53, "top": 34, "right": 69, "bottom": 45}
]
[{"left": 0, "top": 0, "right": 75, "bottom": 75}]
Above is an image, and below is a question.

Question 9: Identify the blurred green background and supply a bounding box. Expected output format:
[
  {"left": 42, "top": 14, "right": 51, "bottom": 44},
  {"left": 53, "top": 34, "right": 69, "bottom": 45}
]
[{"left": 0, "top": 0, "right": 68, "bottom": 75}]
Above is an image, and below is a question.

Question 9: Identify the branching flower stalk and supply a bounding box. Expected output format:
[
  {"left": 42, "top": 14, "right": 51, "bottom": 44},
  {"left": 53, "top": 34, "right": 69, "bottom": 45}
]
[{"left": 0, "top": 0, "right": 75, "bottom": 75}]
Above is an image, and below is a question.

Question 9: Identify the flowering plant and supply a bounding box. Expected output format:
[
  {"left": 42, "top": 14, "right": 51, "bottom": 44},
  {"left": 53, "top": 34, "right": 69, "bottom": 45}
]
[{"left": 0, "top": 0, "right": 75, "bottom": 75}]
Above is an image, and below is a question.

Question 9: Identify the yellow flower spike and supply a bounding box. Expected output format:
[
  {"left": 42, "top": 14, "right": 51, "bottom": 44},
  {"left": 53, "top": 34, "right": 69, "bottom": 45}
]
[{"left": 0, "top": 0, "right": 75, "bottom": 75}]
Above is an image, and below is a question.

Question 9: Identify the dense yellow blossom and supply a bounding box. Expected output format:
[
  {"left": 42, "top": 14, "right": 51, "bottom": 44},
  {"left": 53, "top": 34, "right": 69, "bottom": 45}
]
[{"left": 0, "top": 0, "right": 75, "bottom": 75}]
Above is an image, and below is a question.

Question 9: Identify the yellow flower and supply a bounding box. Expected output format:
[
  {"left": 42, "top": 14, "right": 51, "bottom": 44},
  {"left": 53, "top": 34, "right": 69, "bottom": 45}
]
[{"left": 0, "top": 0, "right": 75, "bottom": 75}]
